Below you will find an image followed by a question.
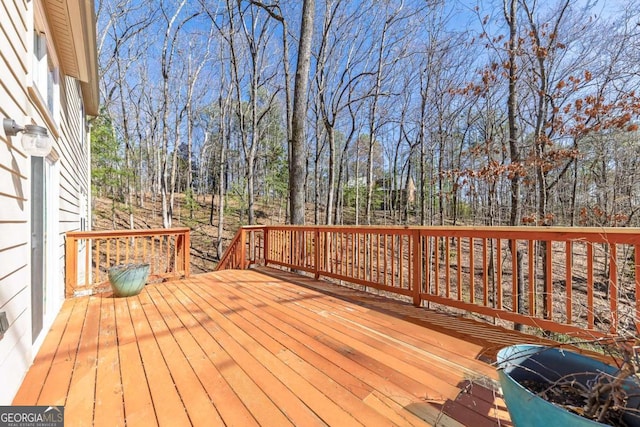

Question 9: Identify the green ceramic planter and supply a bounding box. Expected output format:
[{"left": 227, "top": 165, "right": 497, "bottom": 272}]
[
  {"left": 497, "top": 345, "right": 640, "bottom": 427},
  {"left": 108, "top": 263, "right": 150, "bottom": 297}
]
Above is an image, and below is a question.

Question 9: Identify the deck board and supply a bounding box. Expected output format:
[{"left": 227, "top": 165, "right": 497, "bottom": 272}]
[
  {"left": 12, "top": 297, "right": 79, "bottom": 405},
  {"left": 66, "top": 296, "right": 101, "bottom": 425},
  {"left": 12, "top": 268, "right": 528, "bottom": 426},
  {"left": 159, "top": 283, "right": 263, "bottom": 427},
  {"left": 191, "top": 280, "right": 389, "bottom": 426},
  {"left": 94, "top": 297, "right": 125, "bottom": 426},
  {"left": 177, "top": 279, "right": 313, "bottom": 426},
  {"left": 114, "top": 296, "right": 155, "bottom": 427},
  {"left": 39, "top": 296, "right": 89, "bottom": 406},
  {"left": 214, "top": 274, "right": 468, "bottom": 401},
  {"left": 127, "top": 292, "right": 192, "bottom": 426},
  {"left": 144, "top": 286, "right": 226, "bottom": 426}
]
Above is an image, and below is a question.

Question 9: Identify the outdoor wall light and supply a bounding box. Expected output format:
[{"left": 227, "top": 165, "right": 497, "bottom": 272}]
[{"left": 3, "top": 118, "right": 52, "bottom": 157}]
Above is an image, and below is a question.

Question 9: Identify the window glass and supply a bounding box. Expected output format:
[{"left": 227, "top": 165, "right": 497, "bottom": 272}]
[{"left": 32, "top": 20, "right": 60, "bottom": 124}]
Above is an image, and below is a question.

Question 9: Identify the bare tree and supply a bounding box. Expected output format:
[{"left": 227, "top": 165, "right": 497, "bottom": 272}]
[
  {"left": 289, "top": 0, "right": 315, "bottom": 225},
  {"left": 97, "top": 0, "right": 159, "bottom": 227},
  {"left": 504, "top": 0, "right": 525, "bottom": 327},
  {"left": 184, "top": 28, "right": 215, "bottom": 218},
  {"left": 94, "top": 0, "right": 640, "bottom": 236},
  {"left": 159, "top": 0, "right": 199, "bottom": 228},
  {"left": 313, "top": 0, "right": 371, "bottom": 224},
  {"left": 363, "top": 1, "right": 418, "bottom": 224}
]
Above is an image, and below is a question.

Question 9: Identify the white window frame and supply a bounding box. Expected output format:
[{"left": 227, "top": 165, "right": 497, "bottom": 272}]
[{"left": 30, "top": 1, "right": 60, "bottom": 130}]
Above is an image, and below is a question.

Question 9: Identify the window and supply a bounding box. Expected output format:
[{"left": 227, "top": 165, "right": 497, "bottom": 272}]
[
  {"left": 32, "top": 31, "right": 59, "bottom": 121},
  {"left": 31, "top": 3, "right": 60, "bottom": 129}
]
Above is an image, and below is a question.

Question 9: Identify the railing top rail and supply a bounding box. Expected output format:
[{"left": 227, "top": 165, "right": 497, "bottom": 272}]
[
  {"left": 66, "top": 227, "right": 191, "bottom": 239},
  {"left": 241, "top": 224, "right": 640, "bottom": 233},
  {"left": 415, "top": 227, "right": 640, "bottom": 244},
  {"left": 216, "top": 229, "right": 244, "bottom": 270},
  {"left": 239, "top": 225, "right": 269, "bottom": 230},
  {"left": 241, "top": 224, "right": 640, "bottom": 242},
  {"left": 261, "top": 225, "right": 413, "bottom": 232}
]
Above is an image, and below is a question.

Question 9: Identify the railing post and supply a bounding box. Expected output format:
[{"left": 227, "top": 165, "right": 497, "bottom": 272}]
[
  {"left": 412, "top": 229, "right": 422, "bottom": 307},
  {"left": 545, "top": 240, "right": 552, "bottom": 320},
  {"left": 182, "top": 229, "right": 191, "bottom": 277},
  {"left": 65, "top": 235, "right": 78, "bottom": 298},
  {"left": 263, "top": 227, "right": 269, "bottom": 266},
  {"left": 314, "top": 227, "right": 320, "bottom": 279},
  {"left": 609, "top": 243, "right": 618, "bottom": 335},
  {"left": 176, "top": 233, "right": 183, "bottom": 274},
  {"left": 240, "top": 227, "right": 247, "bottom": 269},
  {"left": 635, "top": 244, "right": 640, "bottom": 335}
]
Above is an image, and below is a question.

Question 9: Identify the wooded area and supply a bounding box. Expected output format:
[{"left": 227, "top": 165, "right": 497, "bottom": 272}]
[{"left": 93, "top": 0, "right": 640, "bottom": 238}]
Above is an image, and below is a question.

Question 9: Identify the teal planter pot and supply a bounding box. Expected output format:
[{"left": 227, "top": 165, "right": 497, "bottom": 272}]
[
  {"left": 497, "top": 345, "right": 640, "bottom": 427},
  {"left": 107, "top": 263, "right": 150, "bottom": 297}
]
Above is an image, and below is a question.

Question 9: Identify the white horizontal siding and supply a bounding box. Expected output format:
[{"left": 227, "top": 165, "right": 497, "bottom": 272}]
[
  {"left": 0, "top": 0, "right": 32, "bottom": 405},
  {"left": 0, "top": 163, "right": 28, "bottom": 201},
  {"left": 57, "top": 79, "right": 89, "bottom": 305},
  {"left": 0, "top": 0, "right": 91, "bottom": 405},
  {"left": 0, "top": 0, "right": 28, "bottom": 76}
]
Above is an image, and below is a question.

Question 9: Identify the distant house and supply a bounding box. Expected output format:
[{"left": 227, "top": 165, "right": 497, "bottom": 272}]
[
  {"left": 0, "top": 0, "right": 98, "bottom": 404},
  {"left": 376, "top": 176, "right": 417, "bottom": 210}
]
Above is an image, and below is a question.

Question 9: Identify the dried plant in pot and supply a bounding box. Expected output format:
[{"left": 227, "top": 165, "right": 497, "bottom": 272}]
[
  {"left": 497, "top": 343, "right": 640, "bottom": 426},
  {"left": 107, "top": 263, "right": 150, "bottom": 297}
]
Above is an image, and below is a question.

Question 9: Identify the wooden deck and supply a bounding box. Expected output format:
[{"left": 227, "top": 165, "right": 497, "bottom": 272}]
[{"left": 11, "top": 267, "right": 547, "bottom": 426}]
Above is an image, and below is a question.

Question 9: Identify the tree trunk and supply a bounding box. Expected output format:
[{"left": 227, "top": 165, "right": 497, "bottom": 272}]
[
  {"left": 505, "top": 0, "right": 524, "bottom": 329},
  {"left": 325, "top": 128, "right": 335, "bottom": 225},
  {"left": 217, "top": 124, "right": 227, "bottom": 259},
  {"left": 289, "top": 0, "right": 315, "bottom": 225},
  {"left": 313, "top": 118, "right": 323, "bottom": 225}
]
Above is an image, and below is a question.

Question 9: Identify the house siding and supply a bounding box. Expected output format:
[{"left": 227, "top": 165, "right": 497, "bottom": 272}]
[
  {"left": 0, "top": 0, "right": 93, "bottom": 404},
  {"left": 0, "top": 0, "right": 33, "bottom": 406}
]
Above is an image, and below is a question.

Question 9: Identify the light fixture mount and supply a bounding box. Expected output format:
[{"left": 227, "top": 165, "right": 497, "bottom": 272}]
[
  {"left": 3, "top": 118, "right": 52, "bottom": 157},
  {"left": 3, "top": 118, "right": 24, "bottom": 136}
]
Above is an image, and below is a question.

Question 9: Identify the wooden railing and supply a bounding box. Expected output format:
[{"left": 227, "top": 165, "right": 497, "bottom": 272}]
[
  {"left": 217, "top": 226, "right": 264, "bottom": 270},
  {"left": 217, "top": 225, "right": 640, "bottom": 338},
  {"left": 65, "top": 228, "right": 190, "bottom": 297}
]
